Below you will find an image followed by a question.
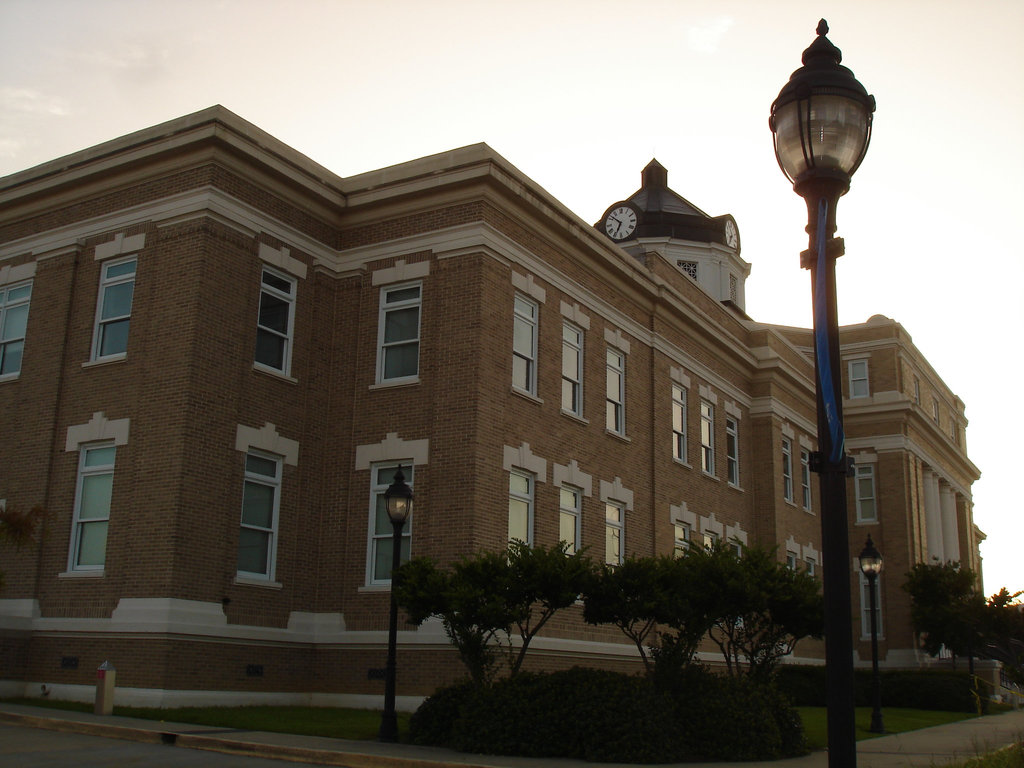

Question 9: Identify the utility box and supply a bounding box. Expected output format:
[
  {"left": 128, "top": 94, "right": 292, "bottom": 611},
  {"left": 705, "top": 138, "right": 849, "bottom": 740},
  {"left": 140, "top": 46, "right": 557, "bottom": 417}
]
[{"left": 94, "top": 661, "right": 115, "bottom": 715}]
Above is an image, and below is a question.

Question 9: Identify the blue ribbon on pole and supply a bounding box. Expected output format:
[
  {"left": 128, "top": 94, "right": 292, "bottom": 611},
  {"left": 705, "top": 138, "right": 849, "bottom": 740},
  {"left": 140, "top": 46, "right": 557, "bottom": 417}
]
[{"left": 814, "top": 198, "right": 845, "bottom": 466}]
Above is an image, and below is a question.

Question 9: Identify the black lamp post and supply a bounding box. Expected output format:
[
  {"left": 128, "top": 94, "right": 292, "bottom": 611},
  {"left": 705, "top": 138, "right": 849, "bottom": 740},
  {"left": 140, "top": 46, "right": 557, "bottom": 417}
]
[
  {"left": 858, "top": 535, "right": 885, "bottom": 734},
  {"left": 378, "top": 466, "right": 413, "bottom": 743},
  {"left": 770, "top": 19, "right": 875, "bottom": 768}
]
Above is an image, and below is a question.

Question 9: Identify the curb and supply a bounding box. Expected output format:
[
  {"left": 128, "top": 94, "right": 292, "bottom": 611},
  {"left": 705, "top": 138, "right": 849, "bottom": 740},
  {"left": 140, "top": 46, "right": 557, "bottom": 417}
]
[{"left": 0, "top": 710, "right": 493, "bottom": 768}]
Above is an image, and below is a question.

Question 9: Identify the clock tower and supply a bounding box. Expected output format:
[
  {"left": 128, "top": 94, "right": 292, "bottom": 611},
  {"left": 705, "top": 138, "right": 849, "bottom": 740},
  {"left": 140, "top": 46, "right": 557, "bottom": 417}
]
[{"left": 597, "top": 160, "right": 750, "bottom": 314}]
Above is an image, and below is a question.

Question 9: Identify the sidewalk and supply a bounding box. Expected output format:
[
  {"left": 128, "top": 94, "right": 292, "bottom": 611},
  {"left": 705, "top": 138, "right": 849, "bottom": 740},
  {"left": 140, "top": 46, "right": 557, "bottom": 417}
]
[{"left": 1, "top": 700, "right": 1021, "bottom": 768}]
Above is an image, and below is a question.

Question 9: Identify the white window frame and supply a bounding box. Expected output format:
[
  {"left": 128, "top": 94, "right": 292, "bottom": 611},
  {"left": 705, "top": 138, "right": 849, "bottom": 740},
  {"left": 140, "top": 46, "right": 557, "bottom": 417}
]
[
  {"left": 367, "top": 462, "right": 414, "bottom": 585},
  {"left": 782, "top": 438, "right": 794, "bottom": 503},
  {"left": 805, "top": 555, "right": 817, "bottom": 576},
  {"left": 605, "top": 348, "right": 625, "bottom": 434},
  {"left": 786, "top": 551, "right": 798, "bottom": 571},
  {"left": 672, "top": 385, "right": 688, "bottom": 463},
  {"left": 702, "top": 529, "right": 718, "bottom": 550},
  {"left": 558, "top": 484, "right": 582, "bottom": 554},
  {"left": 91, "top": 257, "right": 137, "bottom": 361},
  {"left": 561, "top": 323, "right": 583, "bottom": 417},
  {"left": 859, "top": 572, "right": 884, "bottom": 638},
  {"left": 68, "top": 443, "right": 116, "bottom": 572},
  {"left": 855, "top": 464, "right": 877, "bottom": 522},
  {"left": 699, "top": 400, "right": 715, "bottom": 475},
  {"left": 604, "top": 500, "right": 624, "bottom": 565},
  {"left": 377, "top": 282, "right": 422, "bottom": 384},
  {"left": 237, "top": 450, "right": 282, "bottom": 581},
  {"left": 848, "top": 359, "right": 870, "bottom": 399},
  {"left": 0, "top": 280, "right": 31, "bottom": 379},
  {"left": 725, "top": 417, "right": 739, "bottom": 487},
  {"left": 512, "top": 295, "right": 538, "bottom": 395},
  {"left": 508, "top": 469, "right": 534, "bottom": 545},
  {"left": 800, "top": 449, "right": 813, "bottom": 511},
  {"left": 254, "top": 266, "right": 296, "bottom": 376},
  {"left": 673, "top": 522, "right": 691, "bottom": 557}
]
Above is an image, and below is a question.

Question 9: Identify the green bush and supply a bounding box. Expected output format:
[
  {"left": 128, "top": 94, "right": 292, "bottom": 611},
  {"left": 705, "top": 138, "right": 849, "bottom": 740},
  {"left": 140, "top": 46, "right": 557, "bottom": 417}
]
[
  {"left": 775, "top": 665, "right": 980, "bottom": 712},
  {"left": 409, "top": 667, "right": 806, "bottom": 762}
]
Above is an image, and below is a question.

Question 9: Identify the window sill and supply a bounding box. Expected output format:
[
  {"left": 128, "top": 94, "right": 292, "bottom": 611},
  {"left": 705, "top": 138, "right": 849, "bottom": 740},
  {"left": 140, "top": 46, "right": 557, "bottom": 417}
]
[
  {"left": 673, "top": 458, "right": 692, "bottom": 470},
  {"left": 604, "top": 429, "right": 630, "bottom": 443},
  {"left": 855, "top": 519, "right": 879, "bottom": 526},
  {"left": 82, "top": 355, "right": 126, "bottom": 370},
  {"left": 253, "top": 364, "right": 298, "bottom": 384},
  {"left": 58, "top": 569, "right": 105, "bottom": 579},
  {"left": 371, "top": 377, "right": 420, "bottom": 391},
  {"left": 358, "top": 584, "right": 392, "bottom": 593},
  {"left": 701, "top": 471, "right": 718, "bottom": 481},
  {"left": 234, "top": 575, "right": 283, "bottom": 589},
  {"left": 0, "top": 373, "right": 20, "bottom": 384},
  {"left": 727, "top": 482, "right": 744, "bottom": 492},
  {"left": 511, "top": 388, "right": 543, "bottom": 405},
  {"left": 560, "top": 409, "right": 588, "bottom": 425}
]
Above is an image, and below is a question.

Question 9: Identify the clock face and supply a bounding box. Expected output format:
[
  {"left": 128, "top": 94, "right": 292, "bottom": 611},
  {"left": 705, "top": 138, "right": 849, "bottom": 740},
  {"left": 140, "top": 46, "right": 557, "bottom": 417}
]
[
  {"left": 604, "top": 205, "right": 638, "bottom": 241},
  {"left": 725, "top": 220, "right": 738, "bottom": 249}
]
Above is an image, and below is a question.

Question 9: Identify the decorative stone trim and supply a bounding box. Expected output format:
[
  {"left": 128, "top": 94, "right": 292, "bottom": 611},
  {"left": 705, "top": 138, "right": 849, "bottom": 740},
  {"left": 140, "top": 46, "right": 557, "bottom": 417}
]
[
  {"left": 235, "top": 422, "right": 299, "bottom": 466},
  {"left": 65, "top": 412, "right": 130, "bottom": 451}
]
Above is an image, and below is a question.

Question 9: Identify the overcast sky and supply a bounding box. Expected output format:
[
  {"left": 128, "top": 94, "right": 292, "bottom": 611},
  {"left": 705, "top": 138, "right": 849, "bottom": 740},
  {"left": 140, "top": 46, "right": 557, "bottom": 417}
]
[{"left": 2, "top": 0, "right": 1021, "bottom": 596}]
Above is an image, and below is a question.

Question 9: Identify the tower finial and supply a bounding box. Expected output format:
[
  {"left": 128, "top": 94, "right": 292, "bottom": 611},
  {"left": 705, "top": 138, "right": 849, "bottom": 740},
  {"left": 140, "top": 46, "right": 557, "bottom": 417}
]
[{"left": 817, "top": 19, "right": 829, "bottom": 36}]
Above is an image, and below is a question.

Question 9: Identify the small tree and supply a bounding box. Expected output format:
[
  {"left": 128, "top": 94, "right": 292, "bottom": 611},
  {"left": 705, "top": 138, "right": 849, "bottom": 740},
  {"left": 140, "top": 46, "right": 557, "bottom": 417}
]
[
  {"left": 582, "top": 556, "right": 665, "bottom": 674},
  {"left": 0, "top": 504, "right": 46, "bottom": 592},
  {"left": 709, "top": 545, "right": 823, "bottom": 678},
  {"left": 904, "top": 560, "right": 985, "bottom": 665},
  {"left": 504, "top": 540, "right": 593, "bottom": 675},
  {"left": 395, "top": 552, "right": 517, "bottom": 685},
  {"left": 982, "top": 588, "right": 1024, "bottom": 687}
]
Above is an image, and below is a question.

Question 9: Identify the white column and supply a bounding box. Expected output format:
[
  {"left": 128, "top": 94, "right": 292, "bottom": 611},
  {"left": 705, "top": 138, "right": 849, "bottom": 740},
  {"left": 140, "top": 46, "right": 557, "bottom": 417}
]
[
  {"left": 940, "top": 484, "right": 960, "bottom": 563},
  {"left": 923, "top": 470, "right": 944, "bottom": 562}
]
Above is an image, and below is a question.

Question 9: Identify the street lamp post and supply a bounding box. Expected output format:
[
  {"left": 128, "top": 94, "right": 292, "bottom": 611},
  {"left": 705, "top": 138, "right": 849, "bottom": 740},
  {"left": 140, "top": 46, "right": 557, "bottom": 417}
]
[
  {"left": 770, "top": 19, "right": 875, "bottom": 768},
  {"left": 378, "top": 466, "right": 413, "bottom": 743},
  {"left": 858, "top": 536, "right": 885, "bottom": 734}
]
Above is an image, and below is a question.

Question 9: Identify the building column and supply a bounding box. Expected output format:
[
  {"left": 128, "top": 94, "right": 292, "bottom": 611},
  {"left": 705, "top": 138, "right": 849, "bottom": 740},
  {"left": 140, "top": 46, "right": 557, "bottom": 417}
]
[
  {"left": 940, "top": 484, "right": 960, "bottom": 564},
  {"left": 923, "top": 469, "right": 944, "bottom": 562}
]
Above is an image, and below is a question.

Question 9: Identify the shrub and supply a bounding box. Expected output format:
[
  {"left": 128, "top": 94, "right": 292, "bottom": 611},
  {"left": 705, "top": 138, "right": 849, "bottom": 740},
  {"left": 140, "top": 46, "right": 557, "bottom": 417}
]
[
  {"left": 410, "top": 667, "right": 806, "bottom": 762},
  {"left": 775, "top": 665, "right": 980, "bottom": 712}
]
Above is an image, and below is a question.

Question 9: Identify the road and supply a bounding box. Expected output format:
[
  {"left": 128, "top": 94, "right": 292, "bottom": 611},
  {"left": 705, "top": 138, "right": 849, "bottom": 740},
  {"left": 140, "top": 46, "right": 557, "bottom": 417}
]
[{"left": 0, "top": 722, "right": 330, "bottom": 768}]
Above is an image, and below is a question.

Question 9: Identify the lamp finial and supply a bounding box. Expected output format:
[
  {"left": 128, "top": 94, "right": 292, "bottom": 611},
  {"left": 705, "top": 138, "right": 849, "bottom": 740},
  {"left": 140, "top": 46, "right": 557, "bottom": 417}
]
[{"left": 817, "top": 19, "right": 829, "bottom": 36}]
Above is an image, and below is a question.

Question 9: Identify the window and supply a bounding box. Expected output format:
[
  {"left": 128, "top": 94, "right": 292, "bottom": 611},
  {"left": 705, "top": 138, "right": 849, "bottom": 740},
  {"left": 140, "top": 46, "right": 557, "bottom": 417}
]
[
  {"left": 848, "top": 359, "right": 869, "bottom": 398},
  {"left": 699, "top": 401, "right": 714, "bottom": 474},
  {"left": 800, "top": 449, "right": 813, "bottom": 511},
  {"left": 606, "top": 349, "right": 625, "bottom": 434},
  {"left": 672, "top": 385, "right": 687, "bottom": 462},
  {"left": 932, "top": 397, "right": 940, "bottom": 424},
  {"left": 237, "top": 451, "right": 282, "bottom": 579},
  {"left": 702, "top": 530, "right": 718, "bottom": 550},
  {"left": 378, "top": 283, "right": 421, "bottom": 383},
  {"left": 782, "top": 438, "right": 794, "bottom": 502},
  {"left": 512, "top": 296, "right": 537, "bottom": 394},
  {"left": 725, "top": 417, "right": 739, "bottom": 486},
  {"left": 561, "top": 324, "right": 583, "bottom": 416},
  {"left": 673, "top": 522, "right": 691, "bottom": 557},
  {"left": 605, "top": 501, "right": 624, "bottom": 565},
  {"left": 508, "top": 470, "right": 534, "bottom": 544},
  {"left": 913, "top": 376, "right": 921, "bottom": 405},
  {"left": 69, "top": 444, "right": 115, "bottom": 571},
  {"left": 730, "top": 540, "right": 743, "bottom": 557},
  {"left": 855, "top": 464, "right": 877, "bottom": 522},
  {"left": 369, "top": 463, "right": 414, "bottom": 584},
  {"left": 255, "top": 267, "right": 296, "bottom": 374},
  {"left": 559, "top": 485, "right": 582, "bottom": 554},
  {"left": 91, "top": 258, "right": 136, "bottom": 360},
  {"left": 859, "top": 573, "right": 883, "bottom": 637},
  {"left": 786, "top": 552, "right": 798, "bottom": 570},
  {"left": 0, "top": 281, "right": 31, "bottom": 378},
  {"left": 805, "top": 555, "right": 817, "bottom": 576}
]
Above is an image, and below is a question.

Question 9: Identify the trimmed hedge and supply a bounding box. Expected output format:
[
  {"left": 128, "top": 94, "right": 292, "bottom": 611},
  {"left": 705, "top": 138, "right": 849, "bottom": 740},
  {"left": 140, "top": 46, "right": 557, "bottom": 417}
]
[
  {"left": 410, "top": 667, "right": 806, "bottom": 763},
  {"left": 775, "top": 665, "right": 981, "bottom": 712}
]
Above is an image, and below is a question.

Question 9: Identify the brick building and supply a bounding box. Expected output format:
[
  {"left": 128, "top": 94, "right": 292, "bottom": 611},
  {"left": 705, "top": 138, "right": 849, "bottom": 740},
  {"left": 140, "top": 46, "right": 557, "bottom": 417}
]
[{"left": 0, "top": 107, "right": 982, "bottom": 707}]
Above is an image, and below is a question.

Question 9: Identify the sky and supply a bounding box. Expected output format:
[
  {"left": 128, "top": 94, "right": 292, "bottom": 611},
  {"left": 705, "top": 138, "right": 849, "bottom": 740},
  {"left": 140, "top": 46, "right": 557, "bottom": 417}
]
[{"left": 1, "top": 0, "right": 1021, "bottom": 597}]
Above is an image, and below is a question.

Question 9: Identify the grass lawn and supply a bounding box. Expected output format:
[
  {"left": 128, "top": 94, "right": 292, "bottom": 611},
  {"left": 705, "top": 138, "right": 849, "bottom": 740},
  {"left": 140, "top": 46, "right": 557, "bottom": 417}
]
[{"left": 797, "top": 706, "right": 977, "bottom": 751}]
